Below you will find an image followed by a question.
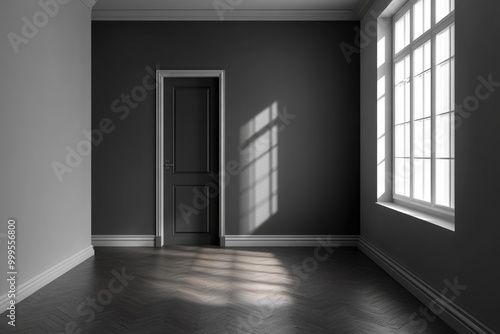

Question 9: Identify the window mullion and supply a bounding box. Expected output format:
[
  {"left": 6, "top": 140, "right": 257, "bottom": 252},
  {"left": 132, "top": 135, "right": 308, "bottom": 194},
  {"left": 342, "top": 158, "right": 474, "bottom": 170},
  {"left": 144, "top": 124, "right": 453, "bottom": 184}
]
[
  {"left": 409, "top": 5, "right": 414, "bottom": 200},
  {"left": 449, "top": 25, "right": 454, "bottom": 208},
  {"left": 392, "top": 17, "right": 397, "bottom": 199},
  {"left": 430, "top": 0, "right": 436, "bottom": 207}
]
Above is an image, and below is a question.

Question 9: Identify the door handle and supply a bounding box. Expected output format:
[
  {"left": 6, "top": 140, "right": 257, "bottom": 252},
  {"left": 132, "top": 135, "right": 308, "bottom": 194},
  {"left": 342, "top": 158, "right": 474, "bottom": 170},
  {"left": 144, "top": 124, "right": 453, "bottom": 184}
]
[{"left": 164, "top": 160, "right": 174, "bottom": 170}]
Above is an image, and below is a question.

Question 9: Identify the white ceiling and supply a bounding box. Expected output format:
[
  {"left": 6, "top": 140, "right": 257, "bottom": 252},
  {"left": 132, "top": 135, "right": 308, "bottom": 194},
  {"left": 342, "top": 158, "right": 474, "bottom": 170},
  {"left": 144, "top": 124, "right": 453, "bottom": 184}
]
[{"left": 92, "top": 0, "right": 373, "bottom": 21}]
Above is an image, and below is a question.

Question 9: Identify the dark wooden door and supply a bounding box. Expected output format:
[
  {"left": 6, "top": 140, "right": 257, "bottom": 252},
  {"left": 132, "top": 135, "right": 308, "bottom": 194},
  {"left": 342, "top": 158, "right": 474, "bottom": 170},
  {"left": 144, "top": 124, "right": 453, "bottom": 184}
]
[{"left": 163, "top": 78, "right": 220, "bottom": 245}]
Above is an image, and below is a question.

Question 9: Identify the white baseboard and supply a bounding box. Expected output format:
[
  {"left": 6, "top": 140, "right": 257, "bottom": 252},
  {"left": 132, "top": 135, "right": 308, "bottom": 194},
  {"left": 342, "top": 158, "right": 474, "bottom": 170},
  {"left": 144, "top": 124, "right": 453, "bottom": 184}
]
[
  {"left": 92, "top": 235, "right": 156, "bottom": 247},
  {"left": 358, "top": 237, "right": 495, "bottom": 334},
  {"left": 0, "top": 245, "right": 94, "bottom": 311},
  {"left": 223, "top": 235, "right": 359, "bottom": 247}
]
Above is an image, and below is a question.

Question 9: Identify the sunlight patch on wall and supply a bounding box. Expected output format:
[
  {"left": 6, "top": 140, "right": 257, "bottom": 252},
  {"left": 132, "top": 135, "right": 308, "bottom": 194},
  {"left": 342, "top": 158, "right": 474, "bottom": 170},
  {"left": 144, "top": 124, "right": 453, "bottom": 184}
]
[{"left": 239, "top": 102, "right": 279, "bottom": 232}]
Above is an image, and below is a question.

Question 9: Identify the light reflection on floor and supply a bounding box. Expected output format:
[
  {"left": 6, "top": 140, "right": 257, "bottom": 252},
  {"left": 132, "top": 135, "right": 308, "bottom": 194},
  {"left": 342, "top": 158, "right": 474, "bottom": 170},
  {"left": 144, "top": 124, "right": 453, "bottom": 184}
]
[{"left": 155, "top": 246, "right": 293, "bottom": 307}]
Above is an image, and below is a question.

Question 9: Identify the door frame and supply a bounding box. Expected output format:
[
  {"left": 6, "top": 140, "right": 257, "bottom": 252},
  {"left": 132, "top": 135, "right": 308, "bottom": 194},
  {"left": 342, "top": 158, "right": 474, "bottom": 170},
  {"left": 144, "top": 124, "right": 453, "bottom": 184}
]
[{"left": 155, "top": 70, "right": 225, "bottom": 247}]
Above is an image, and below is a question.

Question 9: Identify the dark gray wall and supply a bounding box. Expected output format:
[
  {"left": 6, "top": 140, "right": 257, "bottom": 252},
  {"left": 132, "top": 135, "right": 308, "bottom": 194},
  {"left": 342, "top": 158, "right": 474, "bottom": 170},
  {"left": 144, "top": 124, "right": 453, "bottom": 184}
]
[
  {"left": 92, "top": 21, "right": 360, "bottom": 236},
  {"left": 361, "top": 0, "right": 500, "bottom": 332}
]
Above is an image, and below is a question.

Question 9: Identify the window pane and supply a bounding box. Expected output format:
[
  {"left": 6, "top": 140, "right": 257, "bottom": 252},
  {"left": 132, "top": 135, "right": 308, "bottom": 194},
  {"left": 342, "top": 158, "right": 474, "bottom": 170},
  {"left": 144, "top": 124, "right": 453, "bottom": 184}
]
[
  {"left": 450, "top": 112, "right": 455, "bottom": 158},
  {"left": 424, "top": 118, "right": 431, "bottom": 157},
  {"left": 424, "top": 71, "right": 431, "bottom": 117},
  {"left": 395, "top": 55, "right": 410, "bottom": 83},
  {"left": 395, "top": 84, "right": 404, "bottom": 124},
  {"left": 450, "top": 24, "right": 455, "bottom": 57},
  {"left": 395, "top": 158, "right": 410, "bottom": 197},
  {"left": 451, "top": 159, "right": 455, "bottom": 208},
  {"left": 450, "top": 25, "right": 455, "bottom": 109},
  {"left": 405, "top": 73, "right": 410, "bottom": 122},
  {"left": 413, "top": 158, "right": 431, "bottom": 202},
  {"left": 436, "top": 27, "right": 451, "bottom": 64},
  {"left": 436, "top": 60, "right": 451, "bottom": 114},
  {"left": 450, "top": 57, "right": 455, "bottom": 111},
  {"left": 425, "top": 159, "right": 431, "bottom": 201},
  {"left": 395, "top": 11, "right": 410, "bottom": 53},
  {"left": 414, "top": 120, "right": 423, "bottom": 156},
  {"left": 395, "top": 123, "right": 410, "bottom": 157},
  {"left": 424, "top": 41, "right": 431, "bottom": 70},
  {"left": 395, "top": 57, "right": 405, "bottom": 83},
  {"left": 414, "top": 45, "right": 423, "bottom": 74},
  {"left": 436, "top": 0, "right": 452, "bottom": 23},
  {"left": 395, "top": 125, "right": 403, "bottom": 157},
  {"left": 414, "top": 118, "right": 431, "bottom": 158},
  {"left": 413, "top": 0, "right": 431, "bottom": 39},
  {"left": 405, "top": 54, "right": 411, "bottom": 79},
  {"left": 405, "top": 122, "right": 410, "bottom": 156},
  {"left": 424, "top": 0, "right": 431, "bottom": 34},
  {"left": 414, "top": 41, "right": 431, "bottom": 120},
  {"left": 395, "top": 56, "right": 410, "bottom": 124},
  {"left": 436, "top": 113, "right": 451, "bottom": 158},
  {"left": 414, "top": 74, "right": 423, "bottom": 119},
  {"left": 414, "top": 0, "right": 423, "bottom": 39},
  {"left": 415, "top": 72, "right": 432, "bottom": 120},
  {"left": 414, "top": 41, "right": 431, "bottom": 75},
  {"left": 436, "top": 159, "right": 451, "bottom": 206}
]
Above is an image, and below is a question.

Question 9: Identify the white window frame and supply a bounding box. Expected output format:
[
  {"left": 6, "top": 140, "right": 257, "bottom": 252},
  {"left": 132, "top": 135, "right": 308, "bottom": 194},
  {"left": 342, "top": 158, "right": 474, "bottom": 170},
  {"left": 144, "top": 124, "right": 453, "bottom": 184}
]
[{"left": 391, "top": 0, "right": 455, "bottom": 218}]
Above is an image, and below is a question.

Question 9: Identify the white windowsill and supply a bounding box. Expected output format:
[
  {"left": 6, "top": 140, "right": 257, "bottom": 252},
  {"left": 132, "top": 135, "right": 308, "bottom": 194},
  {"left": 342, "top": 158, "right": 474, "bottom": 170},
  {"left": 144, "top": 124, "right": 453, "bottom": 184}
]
[{"left": 376, "top": 202, "right": 455, "bottom": 232}]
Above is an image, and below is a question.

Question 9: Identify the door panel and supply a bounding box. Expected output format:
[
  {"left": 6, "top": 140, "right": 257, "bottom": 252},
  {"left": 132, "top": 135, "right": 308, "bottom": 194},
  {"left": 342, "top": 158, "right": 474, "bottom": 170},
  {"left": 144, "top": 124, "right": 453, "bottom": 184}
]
[
  {"left": 163, "top": 78, "right": 219, "bottom": 245},
  {"left": 174, "top": 88, "right": 210, "bottom": 173},
  {"left": 173, "top": 185, "right": 210, "bottom": 233}
]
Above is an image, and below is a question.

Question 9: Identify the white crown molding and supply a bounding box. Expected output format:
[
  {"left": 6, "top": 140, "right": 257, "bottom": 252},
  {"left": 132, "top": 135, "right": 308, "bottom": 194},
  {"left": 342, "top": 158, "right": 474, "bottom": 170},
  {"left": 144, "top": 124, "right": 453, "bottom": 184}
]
[
  {"left": 354, "top": 0, "right": 375, "bottom": 19},
  {"left": 80, "top": 0, "right": 97, "bottom": 10},
  {"left": 222, "top": 235, "right": 359, "bottom": 247},
  {"left": 92, "top": 235, "right": 156, "bottom": 247},
  {"left": 91, "top": 9, "right": 358, "bottom": 21},
  {"left": 0, "top": 246, "right": 94, "bottom": 311},
  {"left": 358, "top": 237, "right": 496, "bottom": 334}
]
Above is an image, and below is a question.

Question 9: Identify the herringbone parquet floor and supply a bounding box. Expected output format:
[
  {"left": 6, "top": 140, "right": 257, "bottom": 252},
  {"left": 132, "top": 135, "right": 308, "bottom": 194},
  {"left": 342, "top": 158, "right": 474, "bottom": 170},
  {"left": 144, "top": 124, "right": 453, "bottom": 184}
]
[{"left": 0, "top": 246, "right": 456, "bottom": 334}]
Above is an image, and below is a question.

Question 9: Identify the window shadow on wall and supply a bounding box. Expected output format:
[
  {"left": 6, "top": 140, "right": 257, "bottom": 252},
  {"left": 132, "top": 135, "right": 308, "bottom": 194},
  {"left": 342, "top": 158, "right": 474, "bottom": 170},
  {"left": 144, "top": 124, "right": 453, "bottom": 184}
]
[{"left": 239, "top": 102, "right": 279, "bottom": 233}]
